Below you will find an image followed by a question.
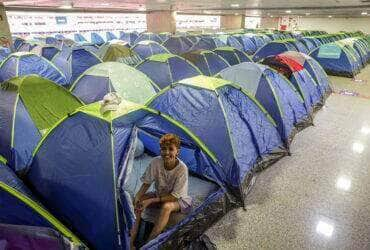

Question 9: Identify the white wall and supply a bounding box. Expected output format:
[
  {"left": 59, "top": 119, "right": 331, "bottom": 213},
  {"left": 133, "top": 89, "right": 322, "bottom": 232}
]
[{"left": 299, "top": 17, "right": 370, "bottom": 34}]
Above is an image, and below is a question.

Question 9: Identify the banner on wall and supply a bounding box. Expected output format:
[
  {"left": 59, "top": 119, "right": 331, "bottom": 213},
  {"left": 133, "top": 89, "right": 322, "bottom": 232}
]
[{"left": 279, "top": 16, "right": 299, "bottom": 31}]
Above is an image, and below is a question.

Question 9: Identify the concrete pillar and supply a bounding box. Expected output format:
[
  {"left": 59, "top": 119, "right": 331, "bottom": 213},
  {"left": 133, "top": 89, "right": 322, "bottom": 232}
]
[
  {"left": 146, "top": 11, "right": 176, "bottom": 33},
  {"left": 220, "top": 15, "right": 245, "bottom": 30},
  {"left": 0, "top": 4, "right": 12, "bottom": 48}
]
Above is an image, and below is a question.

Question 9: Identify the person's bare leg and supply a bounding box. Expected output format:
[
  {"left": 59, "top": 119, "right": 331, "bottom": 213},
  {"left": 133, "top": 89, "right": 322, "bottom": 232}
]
[
  {"left": 130, "top": 194, "right": 155, "bottom": 249},
  {"left": 148, "top": 201, "right": 180, "bottom": 241}
]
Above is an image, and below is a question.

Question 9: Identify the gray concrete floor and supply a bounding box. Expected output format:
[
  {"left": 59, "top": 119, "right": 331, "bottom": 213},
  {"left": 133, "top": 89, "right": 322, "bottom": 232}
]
[{"left": 206, "top": 66, "right": 370, "bottom": 250}]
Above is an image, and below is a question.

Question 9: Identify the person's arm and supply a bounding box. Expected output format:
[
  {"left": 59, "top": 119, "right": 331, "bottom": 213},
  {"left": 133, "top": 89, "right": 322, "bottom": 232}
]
[{"left": 134, "top": 183, "right": 151, "bottom": 206}]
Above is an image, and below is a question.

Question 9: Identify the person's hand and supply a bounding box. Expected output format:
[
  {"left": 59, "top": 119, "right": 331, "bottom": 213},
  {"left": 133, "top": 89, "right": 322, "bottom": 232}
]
[{"left": 141, "top": 198, "right": 153, "bottom": 210}]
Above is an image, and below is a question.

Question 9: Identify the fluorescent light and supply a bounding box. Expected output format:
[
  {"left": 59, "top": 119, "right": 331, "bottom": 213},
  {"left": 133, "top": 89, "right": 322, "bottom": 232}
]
[
  {"left": 328, "top": 15, "right": 332, "bottom": 18},
  {"left": 59, "top": 5, "right": 72, "bottom": 9},
  {"left": 361, "top": 126, "right": 370, "bottom": 135},
  {"left": 270, "top": 15, "right": 274, "bottom": 17},
  {"left": 336, "top": 176, "right": 351, "bottom": 191},
  {"left": 361, "top": 12, "right": 368, "bottom": 15},
  {"left": 305, "top": 13, "right": 311, "bottom": 16},
  {"left": 316, "top": 221, "right": 334, "bottom": 237},
  {"left": 138, "top": 6, "right": 146, "bottom": 11},
  {"left": 100, "top": 3, "right": 110, "bottom": 6},
  {"left": 234, "top": 13, "right": 239, "bottom": 15},
  {"left": 231, "top": 4, "right": 239, "bottom": 8},
  {"left": 285, "top": 10, "right": 292, "bottom": 13},
  {"left": 352, "top": 142, "right": 364, "bottom": 154}
]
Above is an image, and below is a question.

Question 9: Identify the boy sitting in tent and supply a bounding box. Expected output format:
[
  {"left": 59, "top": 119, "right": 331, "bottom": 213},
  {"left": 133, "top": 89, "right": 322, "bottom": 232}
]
[{"left": 130, "top": 133, "right": 192, "bottom": 248}]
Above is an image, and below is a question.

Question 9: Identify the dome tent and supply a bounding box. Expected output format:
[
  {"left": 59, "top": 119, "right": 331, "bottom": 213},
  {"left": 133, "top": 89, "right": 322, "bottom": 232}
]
[
  {"left": 232, "top": 34, "right": 258, "bottom": 55},
  {"left": 0, "top": 162, "right": 85, "bottom": 249},
  {"left": 90, "top": 32, "right": 105, "bottom": 45},
  {"left": 213, "top": 46, "right": 252, "bottom": 66},
  {"left": 30, "top": 44, "right": 60, "bottom": 61},
  {"left": 26, "top": 99, "right": 229, "bottom": 249},
  {"left": 106, "top": 31, "right": 118, "bottom": 41},
  {"left": 134, "top": 32, "right": 162, "bottom": 44},
  {"left": 261, "top": 54, "right": 322, "bottom": 115},
  {"left": 136, "top": 53, "right": 201, "bottom": 89},
  {"left": 162, "top": 36, "right": 193, "bottom": 55},
  {"left": 0, "top": 52, "right": 67, "bottom": 86},
  {"left": 309, "top": 41, "right": 361, "bottom": 77},
  {"left": 253, "top": 41, "right": 298, "bottom": 62},
  {"left": 70, "top": 62, "right": 159, "bottom": 104},
  {"left": 217, "top": 62, "right": 310, "bottom": 144},
  {"left": 281, "top": 51, "right": 332, "bottom": 99},
  {"left": 147, "top": 75, "right": 287, "bottom": 201},
  {"left": 188, "top": 37, "right": 225, "bottom": 51},
  {"left": 52, "top": 47, "right": 102, "bottom": 85},
  {"left": 0, "top": 75, "right": 83, "bottom": 172},
  {"left": 182, "top": 50, "right": 230, "bottom": 76},
  {"left": 119, "top": 31, "right": 139, "bottom": 46},
  {"left": 132, "top": 40, "right": 169, "bottom": 60},
  {"left": 97, "top": 41, "right": 140, "bottom": 64}
]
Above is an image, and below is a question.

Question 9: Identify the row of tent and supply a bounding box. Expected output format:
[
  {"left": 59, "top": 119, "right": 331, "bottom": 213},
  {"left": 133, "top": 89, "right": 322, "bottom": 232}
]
[{"left": 0, "top": 46, "right": 332, "bottom": 249}]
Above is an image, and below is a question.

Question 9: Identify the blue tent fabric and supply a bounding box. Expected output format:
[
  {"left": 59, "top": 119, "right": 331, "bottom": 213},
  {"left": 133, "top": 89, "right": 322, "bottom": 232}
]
[
  {"left": 226, "top": 36, "right": 244, "bottom": 51},
  {"left": 74, "top": 33, "right": 87, "bottom": 42},
  {"left": 182, "top": 50, "right": 230, "bottom": 76},
  {"left": 106, "top": 32, "right": 118, "bottom": 41},
  {"left": 27, "top": 101, "right": 227, "bottom": 249},
  {"left": 162, "top": 36, "right": 193, "bottom": 55},
  {"left": 136, "top": 54, "right": 201, "bottom": 89},
  {"left": 253, "top": 42, "right": 298, "bottom": 62},
  {"left": 233, "top": 35, "right": 257, "bottom": 55},
  {"left": 217, "top": 62, "right": 310, "bottom": 143},
  {"left": 119, "top": 32, "right": 139, "bottom": 46},
  {"left": 45, "top": 37, "right": 58, "bottom": 45},
  {"left": 0, "top": 47, "right": 11, "bottom": 62},
  {"left": 188, "top": 37, "right": 225, "bottom": 51},
  {"left": 41, "top": 47, "right": 60, "bottom": 61},
  {"left": 132, "top": 41, "right": 169, "bottom": 60},
  {"left": 0, "top": 53, "right": 67, "bottom": 85},
  {"left": 309, "top": 43, "right": 356, "bottom": 77},
  {"left": 134, "top": 33, "right": 162, "bottom": 44},
  {"left": 213, "top": 47, "right": 251, "bottom": 66},
  {"left": 91, "top": 33, "right": 105, "bottom": 45},
  {"left": 147, "top": 76, "right": 287, "bottom": 197},
  {"left": 71, "top": 75, "right": 111, "bottom": 104}
]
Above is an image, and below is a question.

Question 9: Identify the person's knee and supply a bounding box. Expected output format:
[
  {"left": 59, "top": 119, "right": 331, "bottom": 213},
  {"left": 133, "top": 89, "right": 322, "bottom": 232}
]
[{"left": 161, "top": 202, "right": 174, "bottom": 213}]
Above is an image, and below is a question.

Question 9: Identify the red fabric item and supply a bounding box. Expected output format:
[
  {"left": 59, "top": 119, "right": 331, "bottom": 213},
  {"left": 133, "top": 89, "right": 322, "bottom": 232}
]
[{"left": 276, "top": 54, "right": 304, "bottom": 72}]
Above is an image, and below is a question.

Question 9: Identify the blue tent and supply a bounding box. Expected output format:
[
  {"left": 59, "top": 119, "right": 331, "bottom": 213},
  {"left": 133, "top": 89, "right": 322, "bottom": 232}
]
[
  {"left": 0, "top": 47, "right": 11, "bottom": 62},
  {"left": 119, "top": 32, "right": 139, "bottom": 46},
  {"left": 299, "top": 38, "right": 317, "bottom": 52},
  {"left": 233, "top": 35, "right": 258, "bottom": 55},
  {"left": 182, "top": 50, "right": 230, "bottom": 76},
  {"left": 30, "top": 45, "right": 60, "bottom": 61},
  {"left": 45, "top": 36, "right": 58, "bottom": 45},
  {"left": 17, "top": 42, "right": 39, "bottom": 52},
  {"left": 73, "top": 33, "right": 87, "bottom": 43},
  {"left": 188, "top": 37, "right": 225, "bottom": 51},
  {"left": 136, "top": 53, "right": 201, "bottom": 89},
  {"left": 54, "top": 34, "right": 65, "bottom": 40},
  {"left": 132, "top": 40, "right": 169, "bottom": 60},
  {"left": 147, "top": 75, "right": 287, "bottom": 200},
  {"left": 282, "top": 51, "right": 332, "bottom": 99},
  {"left": 13, "top": 37, "right": 25, "bottom": 51},
  {"left": 213, "top": 47, "right": 251, "bottom": 66},
  {"left": 287, "top": 40, "right": 309, "bottom": 54},
  {"left": 0, "top": 52, "right": 67, "bottom": 85},
  {"left": 309, "top": 42, "right": 360, "bottom": 77},
  {"left": 253, "top": 41, "right": 298, "bottom": 62},
  {"left": 106, "top": 31, "right": 118, "bottom": 41},
  {"left": 26, "top": 100, "right": 228, "bottom": 249},
  {"left": 249, "top": 35, "right": 266, "bottom": 49},
  {"left": 186, "top": 35, "right": 200, "bottom": 44},
  {"left": 91, "top": 32, "right": 105, "bottom": 45},
  {"left": 158, "top": 32, "right": 171, "bottom": 42},
  {"left": 162, "top": 36, "right": 193, "bottom": 55},
  {"left": 52, "top": 48, "right": 102, "bottom": 85},
  {"left": 261, "top": 54, "right": 322, "bottom": 114},
  {"left": 0, "top": 75, "right": 83, "bottom": 172},
  {"left": 217, "top": 62, "right": 310, "bottom": 144},
  {"left": 226, "top": 36, "right": 244, "bottom": 51},
  {"left": 134, "top": 32, "right": 162, "bottom": 44},
  {"left": 0, "top": 162, "right": 84, "bottom": 248}
]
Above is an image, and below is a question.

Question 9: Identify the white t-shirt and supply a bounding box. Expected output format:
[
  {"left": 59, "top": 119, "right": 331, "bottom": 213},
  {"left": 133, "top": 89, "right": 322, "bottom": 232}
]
[{"left": 140, "top": 156, "right": 192, "bottom": 205}]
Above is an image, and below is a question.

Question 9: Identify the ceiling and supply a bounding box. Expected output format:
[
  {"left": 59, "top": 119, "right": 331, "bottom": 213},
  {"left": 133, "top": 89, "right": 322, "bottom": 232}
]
[{"left": 1, "top": 0, "right": 370, "bottom": 17}]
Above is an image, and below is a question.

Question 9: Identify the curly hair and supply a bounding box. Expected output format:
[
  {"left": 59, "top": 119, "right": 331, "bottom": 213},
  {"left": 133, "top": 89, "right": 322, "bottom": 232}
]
[{"left": 159, "top": 133, "right": 181, "bottom": 149}]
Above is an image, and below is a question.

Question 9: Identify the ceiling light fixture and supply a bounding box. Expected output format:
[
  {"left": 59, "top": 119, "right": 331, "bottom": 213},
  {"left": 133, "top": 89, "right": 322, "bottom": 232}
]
[
  {"left": 316, "top": 221, "right": 334, "bottom": 237},
  {"left": 361, "top": 12, "right": 368, "bottom": 15},
  {"left": 328, "top": 15, "right": 332, "bottom": 18},
  {"left": 231, "top": 4, "right": 239, "bottom": 8},
  {"left": 138, "top": 6, "right": 146, "bottom": 11},
  {"left": 59, "top": 4, "right": 72, "bottom": 9},
  {"left": 305, "top": 13, "right": 311, "bottom": 16},
  {"left": 285, "top": 10, "right": 292, "bottom": 13}
]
